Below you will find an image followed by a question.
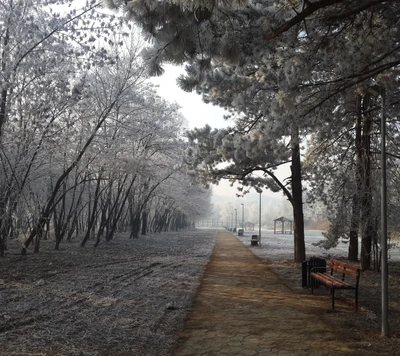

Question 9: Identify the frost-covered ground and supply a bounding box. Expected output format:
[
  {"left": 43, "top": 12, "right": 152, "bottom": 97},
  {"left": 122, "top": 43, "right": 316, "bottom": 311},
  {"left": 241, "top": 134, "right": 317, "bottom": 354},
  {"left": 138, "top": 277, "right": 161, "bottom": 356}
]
[
  {"left": 236, "top": 229, "right": 400, "bottom": 263},
  {"left": 2, "top": 228, "right": 400, "bottom": 356},
  {"left": 0, "top": 230, "right": 216, "bottom": 356}
]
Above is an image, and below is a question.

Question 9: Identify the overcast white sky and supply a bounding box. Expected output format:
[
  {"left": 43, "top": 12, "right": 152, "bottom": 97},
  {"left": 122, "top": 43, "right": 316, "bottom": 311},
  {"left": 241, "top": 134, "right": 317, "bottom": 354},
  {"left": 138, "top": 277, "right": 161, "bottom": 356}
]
[
  {"left": 150, "top": 65, "right": 238, "bottom": 198},
  {"left": 150, "top": 64, "right": 230, "bottom": 130}
]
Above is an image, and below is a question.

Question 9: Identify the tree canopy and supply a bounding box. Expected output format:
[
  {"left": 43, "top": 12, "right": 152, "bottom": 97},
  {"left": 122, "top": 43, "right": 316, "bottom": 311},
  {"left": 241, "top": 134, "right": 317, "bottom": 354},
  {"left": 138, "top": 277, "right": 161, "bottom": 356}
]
[
  {"left": 105, "top": 0, "right": 400, "bottom": 268},
  {"left": 0, "top": 1, "right": 211, "bottom": 256}
]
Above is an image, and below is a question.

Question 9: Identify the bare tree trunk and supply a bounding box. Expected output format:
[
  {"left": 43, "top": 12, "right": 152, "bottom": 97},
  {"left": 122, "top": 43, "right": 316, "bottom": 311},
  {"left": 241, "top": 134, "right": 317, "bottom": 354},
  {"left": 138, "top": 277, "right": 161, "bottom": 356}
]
[
  {"left": 0, "top": 206, "right": 11, "bottom": 257},
  {"left": 21, "top": 97, "right": 119, "bottom": 254},
  {"left": 81, "top": 172, "right": 102, "bottom": 247},
  {"left": 0, "top": 26, "right": 10, "bottom": 137},
  {"left": 130, "top": 211, "right": 141, "bottom": 239},
  {"left": 54, "top": 180, "right": 67, "bottom": 250},
  {"left": 107, "top": 175, "right": 136, "bottom": 241},
  {"left": 141, "top": 210, "right": 148, "bottom": 235},
  {"left": 149, "top": 210, "right": 158, "bottom": 233}
]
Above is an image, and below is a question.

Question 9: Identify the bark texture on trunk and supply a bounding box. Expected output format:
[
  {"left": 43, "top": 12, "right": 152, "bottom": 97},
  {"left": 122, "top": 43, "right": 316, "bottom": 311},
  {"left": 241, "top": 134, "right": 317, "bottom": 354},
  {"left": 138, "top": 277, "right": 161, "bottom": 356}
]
[
  {"left": 349, "top": 97, "right": 362, "bottom": 262},
  {"left": 291, "top": 124, "right": 305, "bottom": 263},
  {"left": 360, "top": 98, "right": 373, "bottom": 271}
]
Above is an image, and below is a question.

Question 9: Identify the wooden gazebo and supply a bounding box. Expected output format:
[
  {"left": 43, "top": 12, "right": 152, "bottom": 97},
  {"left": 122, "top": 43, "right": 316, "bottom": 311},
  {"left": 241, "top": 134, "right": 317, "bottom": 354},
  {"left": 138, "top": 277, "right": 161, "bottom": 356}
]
[
  {"left": 244, "top": 221, "right": 255, "bottom": 231},
  {"left": 273, "top": 216, "right": 293, "bottom": 234}
]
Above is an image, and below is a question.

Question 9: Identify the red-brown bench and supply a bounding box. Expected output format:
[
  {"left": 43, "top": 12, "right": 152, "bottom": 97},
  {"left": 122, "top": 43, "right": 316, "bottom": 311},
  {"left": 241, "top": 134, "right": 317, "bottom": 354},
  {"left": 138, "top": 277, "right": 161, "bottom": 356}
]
[{"left": 310, "top": 259, "right": 361, "bottom": 311}]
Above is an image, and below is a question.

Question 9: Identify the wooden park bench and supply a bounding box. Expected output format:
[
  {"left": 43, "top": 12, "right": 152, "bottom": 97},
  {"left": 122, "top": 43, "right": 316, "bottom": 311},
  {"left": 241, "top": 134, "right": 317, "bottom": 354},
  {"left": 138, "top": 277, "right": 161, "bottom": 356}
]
[{"left": 310, "top": 259, "right": 361, "bottom": 311}]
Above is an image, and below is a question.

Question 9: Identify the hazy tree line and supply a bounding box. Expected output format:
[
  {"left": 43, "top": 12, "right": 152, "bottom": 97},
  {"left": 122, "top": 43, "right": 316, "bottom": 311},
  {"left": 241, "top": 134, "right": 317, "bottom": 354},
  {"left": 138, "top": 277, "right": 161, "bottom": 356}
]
[
  {"left": 0, "top": 1, "right": 211, "bottom": 257},
  {"left": 106, "top": 0, "right": 400, "bottom": 270}
]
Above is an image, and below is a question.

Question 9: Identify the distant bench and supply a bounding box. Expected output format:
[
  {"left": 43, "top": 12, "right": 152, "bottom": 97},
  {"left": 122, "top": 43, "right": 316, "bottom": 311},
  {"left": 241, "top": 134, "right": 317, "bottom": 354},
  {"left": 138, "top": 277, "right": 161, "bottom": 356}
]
[
  {"left": 310, "top": 259, "right": 361, "bottom": 311},
  {"left": 251, "top": 235, "right": 260, "bottom": 246}
]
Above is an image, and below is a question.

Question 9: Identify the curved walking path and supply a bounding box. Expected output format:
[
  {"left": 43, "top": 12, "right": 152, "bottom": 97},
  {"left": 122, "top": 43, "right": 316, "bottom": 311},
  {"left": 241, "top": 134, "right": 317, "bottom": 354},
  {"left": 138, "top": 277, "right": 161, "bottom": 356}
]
[{"left": 173, "top": 230, "right": 357, "bottom": 356}]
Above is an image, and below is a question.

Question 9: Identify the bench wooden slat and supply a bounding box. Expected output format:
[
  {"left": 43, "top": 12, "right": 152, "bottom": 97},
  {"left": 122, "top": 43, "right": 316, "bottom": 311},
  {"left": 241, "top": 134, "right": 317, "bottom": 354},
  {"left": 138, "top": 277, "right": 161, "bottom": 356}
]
[
  {"left": 331, "top": 259, "right": 359, "bottom": 272},
  {"left": 311, "top": 273, "right": 351, "bottom": 289},
  {"left": 331, "top": 265, "right": 358, "bottom": 279}
]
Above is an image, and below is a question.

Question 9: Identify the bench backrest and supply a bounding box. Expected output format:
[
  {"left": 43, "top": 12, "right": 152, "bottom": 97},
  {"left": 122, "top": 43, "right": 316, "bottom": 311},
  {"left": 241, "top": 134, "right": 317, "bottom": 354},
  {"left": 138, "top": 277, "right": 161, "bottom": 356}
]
[{"left": 330, "top": 259, "right": 361, "bottom": 284}]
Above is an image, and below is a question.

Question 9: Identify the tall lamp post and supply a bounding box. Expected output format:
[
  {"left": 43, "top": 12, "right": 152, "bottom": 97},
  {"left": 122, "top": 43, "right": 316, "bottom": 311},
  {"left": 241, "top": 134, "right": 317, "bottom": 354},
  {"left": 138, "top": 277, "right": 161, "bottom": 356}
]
[
  {"left": 235, "top": 209, "right": 237, "bottom": 232},
  {"left": 380, "top": 88, "right": 388, "bottom": 337},
  {"left": 369, "top": 86, "right": 388, "bottom": 337},
  {"left": 259, "top": 192, "right": 262, "bottom": 247},
  {"left": 231, "top": 212, "right": 233, "bottom": 231},
  {"left": 241, "top": 203, "right": 244, "bottom": 231}
]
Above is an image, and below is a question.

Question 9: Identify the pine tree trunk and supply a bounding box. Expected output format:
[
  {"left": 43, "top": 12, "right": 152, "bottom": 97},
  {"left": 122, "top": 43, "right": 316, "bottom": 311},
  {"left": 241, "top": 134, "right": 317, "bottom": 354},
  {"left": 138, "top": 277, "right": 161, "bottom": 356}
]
[
  {"left": 291, "top": 124, "right": 306, "bottom": 263},
  {"left": 348, "top": 193, "right": 360, "bottom": 261},
  {"left": 349, "top": 98, "right": 362, "bottom": 261},
  {"left": 360, "top": 108, "right": 373, "bottom": 271}
]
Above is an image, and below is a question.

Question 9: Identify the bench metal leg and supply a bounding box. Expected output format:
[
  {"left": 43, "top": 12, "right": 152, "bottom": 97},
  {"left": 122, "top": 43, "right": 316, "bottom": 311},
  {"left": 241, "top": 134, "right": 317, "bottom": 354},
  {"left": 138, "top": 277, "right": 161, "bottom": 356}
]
[
  {"left": 355, "top": 288, "right": 358, "bottom": 312},
  {"left": 331, "top": 288, "right": 335, "bottom": 310}
]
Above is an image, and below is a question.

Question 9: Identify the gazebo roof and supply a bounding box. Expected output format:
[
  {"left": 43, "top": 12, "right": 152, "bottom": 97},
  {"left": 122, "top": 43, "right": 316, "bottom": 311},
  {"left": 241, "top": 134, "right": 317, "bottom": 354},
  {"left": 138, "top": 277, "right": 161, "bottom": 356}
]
[{"left": 273, "top": 216, "right": 292, "bottom": 222}]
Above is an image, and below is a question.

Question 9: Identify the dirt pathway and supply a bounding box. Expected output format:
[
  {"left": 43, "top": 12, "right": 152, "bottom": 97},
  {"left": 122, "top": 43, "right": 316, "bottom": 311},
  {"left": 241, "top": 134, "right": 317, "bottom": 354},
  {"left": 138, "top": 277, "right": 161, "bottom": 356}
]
[{"left": 173, "top": 230, "right": 358, "bottom": 356}]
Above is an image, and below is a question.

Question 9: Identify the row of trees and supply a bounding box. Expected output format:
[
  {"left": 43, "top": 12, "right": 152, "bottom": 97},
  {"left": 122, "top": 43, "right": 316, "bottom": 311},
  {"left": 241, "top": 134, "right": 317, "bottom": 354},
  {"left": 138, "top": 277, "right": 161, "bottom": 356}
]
[
  {"left": 0, "top": 1, "right": 211, "bottom": 256},
  {"left": 107, "top": 0, "right": 400, "bottom": 270}
]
